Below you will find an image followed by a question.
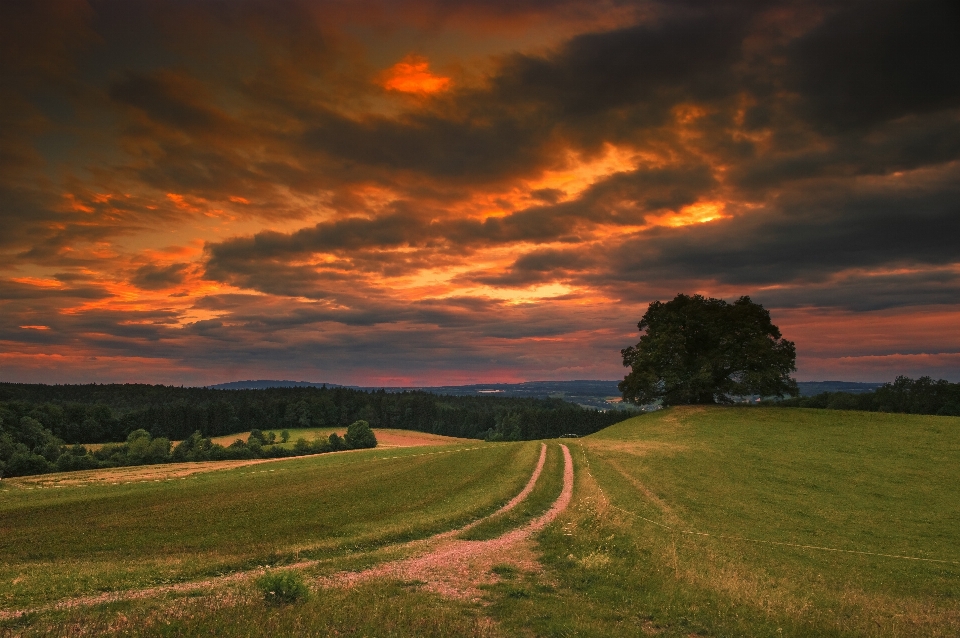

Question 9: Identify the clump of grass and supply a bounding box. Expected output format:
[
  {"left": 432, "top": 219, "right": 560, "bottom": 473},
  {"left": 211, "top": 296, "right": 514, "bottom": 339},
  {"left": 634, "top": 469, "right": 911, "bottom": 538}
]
[
  {"left": 490, "top": 564, "right": 519, "bottom": 579},
  {"left": 256, "top": 571, "right": 309, "bottom": 605}
]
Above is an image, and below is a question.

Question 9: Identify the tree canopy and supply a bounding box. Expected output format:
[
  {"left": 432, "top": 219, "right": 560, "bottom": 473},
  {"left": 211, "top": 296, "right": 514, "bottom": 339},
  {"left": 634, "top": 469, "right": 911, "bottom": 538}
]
[
  {"left": 619, "top": 294, "right": 798, "bottom": 405},
  {"left": 344, "top": 419, "right": 377, "bottom": 449}
]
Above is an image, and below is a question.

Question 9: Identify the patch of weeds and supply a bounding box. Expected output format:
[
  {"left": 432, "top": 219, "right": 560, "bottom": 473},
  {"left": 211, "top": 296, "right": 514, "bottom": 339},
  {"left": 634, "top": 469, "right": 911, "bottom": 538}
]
[
  {"left": 502, "top": 584, "right": 530, "bottom": 599},
  {"left": 491, "top": 564, "right": 519, "bottom": 579},
  {"left": 399, "top": 579, "right": 426, "bottom": 588},
  {"left": 256, "top": 571, "right": 309, "bottom": 605},
  {"left": 0, "top": 611, "right": 38, "bottom": 629}
]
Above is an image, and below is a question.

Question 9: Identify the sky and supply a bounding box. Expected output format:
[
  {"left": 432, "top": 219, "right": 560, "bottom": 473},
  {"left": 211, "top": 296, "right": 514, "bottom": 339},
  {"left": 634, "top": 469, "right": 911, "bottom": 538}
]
[{"left": 1, "top": 0, "right": 959, "bottom": 387}]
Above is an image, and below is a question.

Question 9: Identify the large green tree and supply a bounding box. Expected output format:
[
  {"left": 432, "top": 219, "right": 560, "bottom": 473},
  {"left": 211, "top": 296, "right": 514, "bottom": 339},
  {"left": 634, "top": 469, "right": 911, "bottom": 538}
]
[{"left": 619, "top": 294, "right": 798, "bottom": 405}]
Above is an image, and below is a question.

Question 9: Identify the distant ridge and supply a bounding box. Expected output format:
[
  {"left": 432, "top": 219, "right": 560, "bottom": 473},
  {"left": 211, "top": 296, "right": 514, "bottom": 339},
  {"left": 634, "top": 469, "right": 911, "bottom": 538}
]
[
  {"left": 208, "top": 379, "right": 628, "bottom": 410},
  {"left": 207, "top": 379, "right": 889, "bottom": 409},
  {"left": 208, "top": 379, "right": 623, "bottom": 394},
  {"left": 209, "top": 380, "right": 342, "bottom": 390},
  {"left": 796, "top": 381, "right": 885, "bottom": 396}
]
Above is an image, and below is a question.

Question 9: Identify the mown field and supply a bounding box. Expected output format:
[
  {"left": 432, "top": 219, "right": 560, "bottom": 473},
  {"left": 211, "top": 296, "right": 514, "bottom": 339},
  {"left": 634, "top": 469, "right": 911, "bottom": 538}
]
[
  {"left": 0, "top": 441, "right": 539, "bottom": 610},
  {"left": 3, "top": 408, "right": 959, "bottom": 637}
]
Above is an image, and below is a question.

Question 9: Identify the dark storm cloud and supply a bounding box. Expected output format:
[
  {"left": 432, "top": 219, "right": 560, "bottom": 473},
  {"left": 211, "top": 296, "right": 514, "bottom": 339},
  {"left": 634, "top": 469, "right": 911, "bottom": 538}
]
[
  {"left": 110, "top": 71, "right": 233, "bottom": 134},
  {"left": 732, "top": 111, "right": 960, "bottom": 191},
  {"left": 298, "top": 10, "right": 749, "bottom": 182},
  {"left": 0, "top": 296, "right": 180, "bottom": 348},
  {"left": 607, "top": 167, "right": 960, "bottom": 288},
  {"left": 204, "top": 162, "right": 717, "bottom": 285},
  {"left": 529, "top": 188, "right": 564, "bottom": 204},
  {"left": 464, "top": 248, "right": 596, "bottom": 287},
  {"left": 131, "top": 262, "right": 189, "bottom": 290},
  {"left": 301, "top": 109, "right": 547, "bottom": 182},
  {"left": 0, "top": 278, "right": 110, "bottom": 301},
  {"left": 790, "top": 1, "right": 960, "bottom": 131},
  {"left": 3, "top": 0, "right": 960, "bottom": 384},
  {"left": 489, "top": 6, "right": 748, "bottom": 119},
  {"left": 186, "top": 288, "right": 592, "bottom": 341},
  {"left": 751, "top": 269, "right": 960, "bottom": 313}
]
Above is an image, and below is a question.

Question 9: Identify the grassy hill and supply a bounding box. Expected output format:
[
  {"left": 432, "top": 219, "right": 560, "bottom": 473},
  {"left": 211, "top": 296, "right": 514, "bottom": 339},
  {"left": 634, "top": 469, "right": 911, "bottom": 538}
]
[
  {"left": 537, "top": 407, "right": 960, "bottom": 636},
  {"left": 2, "top": 407, "right": 959, "bottom": 636}
]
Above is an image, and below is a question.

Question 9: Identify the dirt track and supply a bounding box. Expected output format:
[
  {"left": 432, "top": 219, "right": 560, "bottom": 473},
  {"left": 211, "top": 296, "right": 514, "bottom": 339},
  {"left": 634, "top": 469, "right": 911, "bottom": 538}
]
[{"left": 325, "top": 444, "right": 574, "bottom": 599}]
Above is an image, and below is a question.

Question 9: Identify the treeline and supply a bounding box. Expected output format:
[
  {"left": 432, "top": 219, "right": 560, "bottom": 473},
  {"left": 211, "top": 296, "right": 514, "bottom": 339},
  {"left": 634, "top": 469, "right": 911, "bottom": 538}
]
[
  {"left": 771, "top": 376, "right": 960, "bottom": 416},
  {"left": 0, "top": 383, "right": 632, "bottom": 477},
  {"left": 0, "top": 382, "right": 631, "bottom": 444},
  {"left": 0, "top": 418, "right": 377, "bottom": 479}
]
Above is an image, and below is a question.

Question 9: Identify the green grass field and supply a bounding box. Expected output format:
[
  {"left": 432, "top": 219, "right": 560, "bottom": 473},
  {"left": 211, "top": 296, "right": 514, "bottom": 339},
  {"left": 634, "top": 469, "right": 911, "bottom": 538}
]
[
  {"left": 502, "top": 407, "right": 960, "bottom": 637},
  {"left": 0, "top": 442, "right": 538, "bottom": 610},
  {"left": 3, "top": 408, "right": 959, "bottom": 637}
]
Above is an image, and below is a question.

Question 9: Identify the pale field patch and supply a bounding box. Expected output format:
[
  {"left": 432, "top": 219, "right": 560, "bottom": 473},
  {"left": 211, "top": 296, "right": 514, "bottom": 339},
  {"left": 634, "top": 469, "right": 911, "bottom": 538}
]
[
  {"left": 82, "top": 428, "right": 473, "bottom": 452},
  {"left": 579, "top": 438, "right": 689, "bottom": 457},
  {"left": 3, "top": 458, "right": 279, "bottom": 487}
]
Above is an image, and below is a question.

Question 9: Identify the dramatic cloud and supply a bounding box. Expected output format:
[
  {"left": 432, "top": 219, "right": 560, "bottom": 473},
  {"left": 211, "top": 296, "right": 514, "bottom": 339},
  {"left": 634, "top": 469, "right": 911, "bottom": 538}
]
[{"left": 1, "top": 0, "right": 958, "bottom": 385}]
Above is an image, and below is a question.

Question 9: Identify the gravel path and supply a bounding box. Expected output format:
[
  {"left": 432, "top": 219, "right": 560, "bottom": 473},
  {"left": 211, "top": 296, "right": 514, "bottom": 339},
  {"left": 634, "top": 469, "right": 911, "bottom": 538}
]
[{"left": 325, "top": 444, "right": 574, "bottom": 600}]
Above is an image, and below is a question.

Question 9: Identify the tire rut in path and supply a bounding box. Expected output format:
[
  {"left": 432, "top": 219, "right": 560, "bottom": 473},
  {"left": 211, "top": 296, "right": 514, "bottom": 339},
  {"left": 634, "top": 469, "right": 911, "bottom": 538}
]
[
  {"left": 324, "top": 444, "right": 574, "bottom": 600},
  {"left": 0, "top": 443, "right": 551, "bottom": 620}
]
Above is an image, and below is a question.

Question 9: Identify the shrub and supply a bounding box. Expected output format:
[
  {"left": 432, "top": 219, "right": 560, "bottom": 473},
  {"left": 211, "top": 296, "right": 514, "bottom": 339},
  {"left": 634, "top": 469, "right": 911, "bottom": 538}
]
[
  {"left": 328, "top": 432, "right": 347, "bottom": 451},
  {"left": 311, "top": 438, "right": 332, "bottom": 454},
  {"left": 256, "top": 571, "right": 309, "bottom": 605},
  {"left": 293, "top": 437, "right": 312, "bottom": 454},
  {"left": 938, "top": 403, "right": 960, "bottom": 417},
  {"left": 344, "top": 419, "right": 377, "bottom": 449},
  {"left": 826, "top": 392, "right": 859, "bottom": 411},
  {"left": 6, "top": 449, "right": 52, "bottom": 477}
]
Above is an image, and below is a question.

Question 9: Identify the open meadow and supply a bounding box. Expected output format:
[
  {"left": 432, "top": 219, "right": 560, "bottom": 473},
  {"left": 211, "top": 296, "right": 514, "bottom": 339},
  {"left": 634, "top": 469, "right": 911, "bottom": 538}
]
[{"left": 2, "top": 409, "right": 959, "bottom": 636}]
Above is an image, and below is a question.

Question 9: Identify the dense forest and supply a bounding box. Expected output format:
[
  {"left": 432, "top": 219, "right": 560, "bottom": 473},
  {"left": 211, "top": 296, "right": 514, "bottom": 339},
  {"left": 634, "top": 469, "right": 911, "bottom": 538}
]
[
  {"left": 0, "top": 383, "right": 633, "bottom": 478},
  {"left": 771, "top": 376, "right": 960, "bottom": 416}
]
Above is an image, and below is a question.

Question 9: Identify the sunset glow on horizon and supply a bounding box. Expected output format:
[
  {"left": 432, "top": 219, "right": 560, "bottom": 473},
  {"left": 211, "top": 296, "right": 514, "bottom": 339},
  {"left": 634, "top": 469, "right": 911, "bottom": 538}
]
[{"left": 1, "top": 0, "right": 958, "bottom": 386}]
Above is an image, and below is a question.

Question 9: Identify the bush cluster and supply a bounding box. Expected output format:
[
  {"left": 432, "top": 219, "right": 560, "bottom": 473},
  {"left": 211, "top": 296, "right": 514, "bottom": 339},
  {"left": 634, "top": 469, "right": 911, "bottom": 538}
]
[
  {"left": 0, "top": 415, "right": 376, "bottom": 478},
  {"left": 770, "top": 376, "right": 960, "bottom": 416}
]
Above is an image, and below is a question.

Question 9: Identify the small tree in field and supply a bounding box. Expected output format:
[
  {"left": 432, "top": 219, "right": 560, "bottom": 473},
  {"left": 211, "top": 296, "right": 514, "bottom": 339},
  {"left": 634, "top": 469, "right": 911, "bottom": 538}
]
[
  {"left": 620, "top": 294, "right": 798, "bottom": 406},
  {"left": 344, "top": 420, "right": 377, "bottom": 449}
]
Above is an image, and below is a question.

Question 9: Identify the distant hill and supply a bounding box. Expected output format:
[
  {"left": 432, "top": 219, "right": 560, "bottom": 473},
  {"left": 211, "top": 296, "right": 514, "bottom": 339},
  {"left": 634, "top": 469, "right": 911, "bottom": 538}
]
[
  {"left": 796, "top": 381, "right": 885, "bottom": 396},
  {"left": 210, "top": 379, "right": 888, "bottom": 409},
  {"left": 209, "top": 380, "right": 342, "bottom": 390},
  {"left": 208, "top": 379, "right": 630, "bottom": 411}
]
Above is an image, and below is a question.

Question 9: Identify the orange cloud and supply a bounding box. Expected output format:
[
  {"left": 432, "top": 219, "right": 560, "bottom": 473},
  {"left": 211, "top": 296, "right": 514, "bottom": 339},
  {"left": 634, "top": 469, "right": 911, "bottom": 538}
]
[
  {"left": 381, "top": 55, "right": 451, "bottom": 95},
  {"left": 645, "top": 201, "right": 729, "bottom": 228}
]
